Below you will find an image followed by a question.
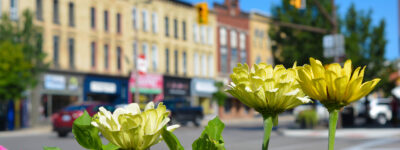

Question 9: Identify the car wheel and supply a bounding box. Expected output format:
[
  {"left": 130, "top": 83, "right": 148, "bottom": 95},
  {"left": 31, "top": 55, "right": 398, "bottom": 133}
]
[
  {"left": 377, "top": 114, "right": 387, "bottom": 125},
  {"left": 57, "top": 131, "right": 68, "bottom": 137},
  {"left": 193, "top": 116, "right": 202, "bottom": 127}
]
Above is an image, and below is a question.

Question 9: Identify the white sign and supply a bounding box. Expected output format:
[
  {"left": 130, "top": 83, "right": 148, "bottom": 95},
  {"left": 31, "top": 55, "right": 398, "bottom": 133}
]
[
  {"left": 137, "top": 54, "right": 147, "bottom": 74},
  {"left": 195, "top": 81, "right": 217, "bottom": 94},
  {"left": 90, "top": 81, "right": 117, "bottom": 94},
  {"left": 323, "top": 34, "right": 345, "bottom": 58},
  {"left": 44, "top": 74, "right": 66, "bottom": 90}
]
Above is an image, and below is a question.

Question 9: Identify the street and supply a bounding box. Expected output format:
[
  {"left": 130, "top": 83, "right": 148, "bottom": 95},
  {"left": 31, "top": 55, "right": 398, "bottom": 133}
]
[{"left": 1, "top": 121, "right": 400, "bottom": 150}]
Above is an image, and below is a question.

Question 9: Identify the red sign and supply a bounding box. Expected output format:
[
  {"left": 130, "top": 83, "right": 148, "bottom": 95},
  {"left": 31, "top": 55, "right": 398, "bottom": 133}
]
[{"left": 129, "top": 73, "right": 163, "bottom": 91}]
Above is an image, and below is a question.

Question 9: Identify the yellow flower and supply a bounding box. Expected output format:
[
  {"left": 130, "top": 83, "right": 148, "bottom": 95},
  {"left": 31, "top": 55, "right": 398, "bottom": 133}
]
[
  {"left": 91, "top": 102, "right": 179, "bottom": 150},
  {"left": 226, "top": 63, "right": 311, "bottom": 116},
  {"left": 298, "top": 58, "right": 380, "bottom": 111}
]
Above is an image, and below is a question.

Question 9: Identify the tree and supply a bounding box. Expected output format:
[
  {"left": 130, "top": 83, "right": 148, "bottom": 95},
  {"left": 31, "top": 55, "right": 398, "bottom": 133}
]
[
  {"left": 0, "top": 10, "right": 46, "bottom": 101},
  {"left": 269, "top": 0, "right": 336, "bottom": 67},
  {"left": 212, "top": 82, "right": 227, "bottom": 118}
]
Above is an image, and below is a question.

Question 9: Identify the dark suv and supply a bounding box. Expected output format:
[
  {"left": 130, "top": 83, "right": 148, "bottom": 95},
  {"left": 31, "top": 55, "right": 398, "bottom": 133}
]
[{"left": 162, "top": 99, "right": 203, "bottom": 127}]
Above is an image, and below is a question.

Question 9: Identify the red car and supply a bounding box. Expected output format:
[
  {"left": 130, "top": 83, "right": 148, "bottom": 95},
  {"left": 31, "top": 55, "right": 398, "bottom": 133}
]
[{"left": 51, "top": 102, "right": 115, "bottom": 137}]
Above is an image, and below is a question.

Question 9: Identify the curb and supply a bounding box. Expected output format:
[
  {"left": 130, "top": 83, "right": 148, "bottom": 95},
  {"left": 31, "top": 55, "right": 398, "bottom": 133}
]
[{"left": 0, "top": 125, "right": 52, "bottom": 137}]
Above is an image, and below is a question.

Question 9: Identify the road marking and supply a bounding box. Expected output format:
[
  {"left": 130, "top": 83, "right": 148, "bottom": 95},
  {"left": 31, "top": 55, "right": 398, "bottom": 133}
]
[{"left": 343, "top": 138, "right": 400, "bottom": 150}]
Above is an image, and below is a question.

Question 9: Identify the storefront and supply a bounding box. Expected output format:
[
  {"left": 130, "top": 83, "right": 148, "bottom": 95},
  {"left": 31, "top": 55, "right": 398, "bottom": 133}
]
[
  {"left": 40, "top": 72, "right": 84, "bottom": 119},
  {"left": 163, "top": 76, "right": 191, "bottom": 101},
  {"left": 83, "top": 75, "right": 128, "bottom": 104},
  {"left": 128, "top": 73, "right": 163, "bottom": 107},
  {"left": 191, "top": 78, "right": 217, "bottom": 115}
]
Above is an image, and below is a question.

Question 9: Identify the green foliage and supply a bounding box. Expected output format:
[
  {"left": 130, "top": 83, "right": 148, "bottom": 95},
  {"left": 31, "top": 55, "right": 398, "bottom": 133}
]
[
  {"left": 0, "top": 41, "right": 33, "bottom": 101},
  {"left": 192, "top": 117, "right": 226, "bottom": 150},
  {"left": 162, "top": 127, "right": 185, "bottom": 150},
  {"left": 0, "top": 10, "right": 47, "bottom": 101},
  {"left": 269, "top": 0, "right": 335, "bottom": 67},
  {"left": 297, "top": 109, "right": 318, "bottom": 129},
  {"left": 43, "top": 146, "right": 62, "bottom": 150},
  {"left": 72, "top": 111, "right": 103, "bottom": 150},
  {"left": 212, "top": 82, "right": 227, "bottom": 106},
  {"left": 102, "top": 143, "right": 120, "bottom": 150}
]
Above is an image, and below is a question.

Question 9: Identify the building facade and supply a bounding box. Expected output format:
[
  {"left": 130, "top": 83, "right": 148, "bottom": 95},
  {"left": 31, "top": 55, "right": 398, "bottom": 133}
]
[
  {"left": 214, "top": 0, "right": 252, "bottom": 118},
  {"left": 249, "top": 11, "right": 274, "bottom": 66}
]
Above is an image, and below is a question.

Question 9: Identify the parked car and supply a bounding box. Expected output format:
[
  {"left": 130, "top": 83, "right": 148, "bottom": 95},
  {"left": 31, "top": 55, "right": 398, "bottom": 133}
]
[
  {"left": 293, "top": 101, "right": 329, "bottom": 127},
  {"left": 354, "top": 97, "right": 392, "bottom": 125},
  {"left": 162, "top": 99, "right": 203, "bottom": 127},
  {"left": 51, "top": 102, "right": 115, "bottom": 137}
]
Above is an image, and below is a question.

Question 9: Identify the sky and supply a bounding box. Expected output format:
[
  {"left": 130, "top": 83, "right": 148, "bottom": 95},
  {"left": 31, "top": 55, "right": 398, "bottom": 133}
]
[{"left": 184, "top": 0, "right": 399, "bottom": 60}]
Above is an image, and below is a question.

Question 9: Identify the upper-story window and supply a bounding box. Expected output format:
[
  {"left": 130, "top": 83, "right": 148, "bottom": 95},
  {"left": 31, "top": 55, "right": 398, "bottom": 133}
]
[
  {"left": 53, "top": 0, "right": 59, "bottom": 24},
  {"left": 104, "top": 10, "right": 109, "bottom": 32},
  {"left": 151, "top": 12, "right": 158, "bottom": 33},
  {"left": 117, "top": 47, "right": 122, "bottom": 71},
  {"left": 36, "top": 0, "right": 43, "bottom": 20},
  {"left": 165, "top": 48, "right": 169, "bottom": 73},
  {"left": 91, "top": 7, "right": 96, "bottom": 29},
  {"left": 142, "top": 10, "right": 148, "bottom": 32},
  {"left": 133, "top": 41, "right": 137, "bottom": 68},
  {"left": 132, "top": 7, "right": 138, "bottom": 29},
  {"left": 174, "top": 50, "right": 178, "bottom": 75},
  {"left": 142, "top": 43, "right": 149, "bottom": 65},
  {"left": 68, "top": 2, "right": 75, "bottom": 27},
  {"left": 68, "top": 38, "right": 75, "bottom": 68},
  {"left": 219, "top": 27, "right": 228, "bottom": 73},
  {"left": 165, "top": 17, "right": 169, "bottom": 37},
  {"left": 207, "top": 27, "right": 213, "bottom": 45},
  {"left": 182, "top": 21, "right": 187, "bottom": 40},
  {"left": 10, "top": 0, "right": 18, "bottom": 20},
  {"left": 53, "top": 36, "right": 59, "bottom": 66},
  {"left": 0, "top": 0, "right": 2, "bottom": 17},
  {"left": 104, "top": 44, "right": 109, "bottom": 69},
  {"left": 201, "top": 54, "right": 206, "bottom": 76},
  {"left": 230, "top": 30, "right": 238, "bottom": 72},
  {"left": 194, "top": 52, "right": 199, "bottom": 76},
  {"left": 240, "top": 32, "right": 246, "bottom": 63},
  {"left": 91, "top": 42, "right": 96, "bottom": 68},
  {"left": 200, "top": 26, "right": 206, "bottom": 44},
  {"left": 151, "top": 45, "right": 158, "bottom": 71},
  {"left": 208, "top": 55, "right": 214, "bottom": 77},
  {"left": 193, "top": 23, "right": 199, "bottom": 43},
  {"left": 173, "top": 19, "right": 178, "bottom": 39},
  {"left": 182, "top": 51, "right": 187, "bottom": 76},
  {"left": 117, "top": 13, "right": 122, "bottom": 33}
]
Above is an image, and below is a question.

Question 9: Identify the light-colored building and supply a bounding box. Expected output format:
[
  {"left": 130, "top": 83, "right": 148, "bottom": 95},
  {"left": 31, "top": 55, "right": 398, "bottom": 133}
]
[{"left": 249, "top": 11, "right": 274, "bottom": 66}]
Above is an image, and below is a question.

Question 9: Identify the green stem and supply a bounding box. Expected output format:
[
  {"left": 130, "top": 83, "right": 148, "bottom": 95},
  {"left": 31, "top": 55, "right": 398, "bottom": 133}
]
[
  {"left": 262, "top": 115, "right": 274, "bottom": 150},
  {"left": 328, "top": 109, "right": 339, "bottom": 150}
]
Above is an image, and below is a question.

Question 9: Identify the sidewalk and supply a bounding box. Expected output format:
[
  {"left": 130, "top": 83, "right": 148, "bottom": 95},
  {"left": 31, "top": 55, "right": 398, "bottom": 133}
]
[
  {"left": 0, "top": 125, "right": 52, "bottom": 138},
  {"left": 282, "top": 128, "right": 400, "bottom": 139}
]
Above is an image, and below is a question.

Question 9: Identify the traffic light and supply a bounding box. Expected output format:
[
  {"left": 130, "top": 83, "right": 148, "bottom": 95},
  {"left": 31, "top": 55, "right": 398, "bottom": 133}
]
[
  {"left": 290, "top": 0, "right": 306, "bottom": 9},
  {"left": 195, "top": 3, "right": 208, "bottom": 24}
]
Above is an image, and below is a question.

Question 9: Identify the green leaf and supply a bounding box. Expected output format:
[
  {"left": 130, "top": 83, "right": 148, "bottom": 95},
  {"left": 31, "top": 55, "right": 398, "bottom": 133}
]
[
  {"left": 102, "top": 143, "right": 120, "bottom": 150},
  {"left": 43, "top": 146, "right": 62, "bottom": 150},
  {"left": 161, "top": 127, "right": 185, "bottom": 150},
  {"left": 72, "top": 111, "right": 102, "bottom": 150},
  {"left": 192, "top": 117, "right": 226, "bottom": 150}
]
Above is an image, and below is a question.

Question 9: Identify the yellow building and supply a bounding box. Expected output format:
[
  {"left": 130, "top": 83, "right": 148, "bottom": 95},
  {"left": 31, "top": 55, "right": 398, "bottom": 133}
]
[{"left": 249, "top": 11, "right": 274, "bottom": 66}]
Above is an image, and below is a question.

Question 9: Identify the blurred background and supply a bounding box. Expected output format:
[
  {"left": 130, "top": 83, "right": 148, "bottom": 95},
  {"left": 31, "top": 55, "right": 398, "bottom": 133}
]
[{"left": 0, "top": 0, "right": 400, "bottom": 149}]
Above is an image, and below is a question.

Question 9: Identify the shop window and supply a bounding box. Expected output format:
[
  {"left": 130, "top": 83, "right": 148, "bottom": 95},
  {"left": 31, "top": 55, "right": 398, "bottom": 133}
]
[
  {"left": 68, "top": 2, "right": 75, "bottom": 27},
  {"left": 91, "top": 7, "right": 96, "bottom": 29},
  {"left": 36, "top": 0, "right": 43, "bottom": 20},
  {"left": 68, "top": 38, "right": 75, "bottom": 68},
  {"left": 53, "top": 0, "right": 59, "bottom": 24}
]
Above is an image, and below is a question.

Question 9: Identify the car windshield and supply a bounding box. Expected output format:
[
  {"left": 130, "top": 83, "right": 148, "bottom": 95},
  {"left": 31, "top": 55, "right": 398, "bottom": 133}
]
[{"left": 64, "top": 105, "right": 88, "bottom": 111}]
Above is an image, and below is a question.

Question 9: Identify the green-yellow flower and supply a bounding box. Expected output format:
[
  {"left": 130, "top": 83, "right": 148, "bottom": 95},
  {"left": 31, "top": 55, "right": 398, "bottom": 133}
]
[
  {"left": 91, "top": 102, "right": 179, "bottom": 150},
  {"left": 226, "top": 63, "right": 311, "bottom": 116},
  {"left": 297, "top": 58, "right": 381, "bottom": 111}
]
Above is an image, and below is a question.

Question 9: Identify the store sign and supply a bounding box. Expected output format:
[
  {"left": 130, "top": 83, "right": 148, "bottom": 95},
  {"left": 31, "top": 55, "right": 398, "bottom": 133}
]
[
  {"left": 163, "top": 76, "right": 191, "bottom": 96},
  {"left": 130, "top": 73, "right": 163, "bottom": 94},
  {"left": 44, "top": 74, "right": 66, "bottom": 90},
  {"left": 137, "top": 54, "right": 147, "bottom": 74},
  {"left": 192, "top": 79, "right": 217, "bottom": 97},
  {"left": 90, "top": 81, "right": 117, "bottom": 94}
]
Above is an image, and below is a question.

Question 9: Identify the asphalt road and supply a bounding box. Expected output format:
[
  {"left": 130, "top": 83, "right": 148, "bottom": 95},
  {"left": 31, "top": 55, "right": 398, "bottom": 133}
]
[{"left": 1, "top": 123, "right": 400, "bottom": 150}]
